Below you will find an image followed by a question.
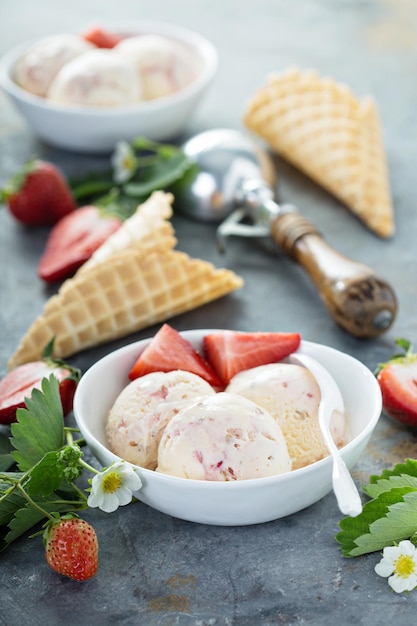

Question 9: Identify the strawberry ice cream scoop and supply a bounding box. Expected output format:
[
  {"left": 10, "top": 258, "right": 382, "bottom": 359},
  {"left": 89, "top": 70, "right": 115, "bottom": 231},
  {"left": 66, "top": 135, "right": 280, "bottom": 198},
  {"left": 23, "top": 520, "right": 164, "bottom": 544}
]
[
  {"left": 227, "top": 363, "right": 347, "bottom": 470},
  {"left": 156, "top": 392, "right": 291, "bottom": 480},
  {"left": 47, "top": 49, "right": 141, "bottom": 107},
  {"left": 14, "top": 34, "right": 94, "bottom": 97},
  {"left": 106, "top": 370, "right": 215, "bottom": 469},
  {"left": 115, "top": 34, "right": 197, "bottom": 100}
]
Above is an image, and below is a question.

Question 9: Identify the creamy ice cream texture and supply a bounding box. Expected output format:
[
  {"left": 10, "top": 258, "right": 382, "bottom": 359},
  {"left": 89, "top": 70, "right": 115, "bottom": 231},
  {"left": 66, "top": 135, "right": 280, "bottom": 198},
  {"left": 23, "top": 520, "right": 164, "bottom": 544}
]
[
  {"left": 14, "top": 34, "right": 94, "bottom": 97},
  {"left": 106, "top": 370, "right": 215, "bottom": 469},
  {"left": 115, "top": 34, "right": 197, "bottom": 100},
  {"left": 156, "top": 392, "right": 291, "bottom": 480},
  {"left": 47, "top": 49, "right": 141, "bottom": 107},
  {"left": 227, "top": 363, "right": 347, "bottom": 470}
]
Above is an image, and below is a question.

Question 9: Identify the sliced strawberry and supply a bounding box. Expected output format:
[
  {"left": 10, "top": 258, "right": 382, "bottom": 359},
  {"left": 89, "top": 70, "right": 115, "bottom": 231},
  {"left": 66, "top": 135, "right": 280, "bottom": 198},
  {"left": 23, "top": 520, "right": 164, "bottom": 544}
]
[
  {"left": 0, "top": 345, "right": 81, "bottom": 425},
  {"left": 128, "top": 324, "right": 223, "bottom": 388},
  {"left": 203, "top": 330, "right": 301, "bottom": 385},
  {"left": 376, "top": 339, "right": 417, "bottom": 427},
  {"left": 81, "top": 25, "right": 122, "bottom": 48},
  {"left": 37, "top": 205, "right": 122, "bottom": 283},
  {"left": 1, "top": 159, "right": 76, "bottom": 226}
]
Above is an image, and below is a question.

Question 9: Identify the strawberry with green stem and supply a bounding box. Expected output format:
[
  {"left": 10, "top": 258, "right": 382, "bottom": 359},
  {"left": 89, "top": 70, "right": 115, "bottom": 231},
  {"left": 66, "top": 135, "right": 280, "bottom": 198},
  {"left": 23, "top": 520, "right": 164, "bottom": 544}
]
[
  {"left": 375, "top": 338, "right": 417, "bottom": 428},
  {"left": 43, "top": 514, "right": 98, "bottom": 581},
  {"left": 1, "top": 159, "right": 76, "bottom": 226}
]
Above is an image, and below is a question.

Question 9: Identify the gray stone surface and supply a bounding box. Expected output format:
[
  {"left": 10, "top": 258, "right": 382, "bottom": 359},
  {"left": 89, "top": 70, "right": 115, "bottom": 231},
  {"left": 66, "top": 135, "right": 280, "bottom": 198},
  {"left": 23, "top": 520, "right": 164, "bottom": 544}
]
[{"left": 1, "top": 1, "right": 417, "bottom": 624}]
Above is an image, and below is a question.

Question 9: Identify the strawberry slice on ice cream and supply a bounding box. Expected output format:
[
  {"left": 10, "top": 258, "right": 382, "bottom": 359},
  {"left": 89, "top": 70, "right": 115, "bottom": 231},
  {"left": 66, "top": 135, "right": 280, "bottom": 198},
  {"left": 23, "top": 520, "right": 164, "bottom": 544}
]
[
  {"left": 81, "top": 25, "right": 122, "bottom": 48},
  {"left": 129, "top": 324, "right": 223, "bottom": 388},
  {"left": 203, "top": 330, "right": 301, "bottom": 385}
]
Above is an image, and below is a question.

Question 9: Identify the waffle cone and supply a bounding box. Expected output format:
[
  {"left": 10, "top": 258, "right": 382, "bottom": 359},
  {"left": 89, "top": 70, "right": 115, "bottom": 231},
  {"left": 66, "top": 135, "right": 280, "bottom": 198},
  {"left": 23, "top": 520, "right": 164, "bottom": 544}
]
[
  {"left": 8, "top": 249, "right": 243, "bottom": 369},
  {"left": 244, "top": 67, "right": 394, "bottom": 238},
  {"left": 79, "top": 191, "right": 176, "bottom": 273}
]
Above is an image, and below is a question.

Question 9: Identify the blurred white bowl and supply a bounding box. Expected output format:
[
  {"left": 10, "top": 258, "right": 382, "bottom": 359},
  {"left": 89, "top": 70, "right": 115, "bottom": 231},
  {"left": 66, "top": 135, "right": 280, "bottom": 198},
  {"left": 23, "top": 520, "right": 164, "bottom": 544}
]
[
  {"left": 73, "top": 329, "right": 382, "bottom": 526},
  {"left": 0, "top": 22, "right": 218, "bottom": 153}
]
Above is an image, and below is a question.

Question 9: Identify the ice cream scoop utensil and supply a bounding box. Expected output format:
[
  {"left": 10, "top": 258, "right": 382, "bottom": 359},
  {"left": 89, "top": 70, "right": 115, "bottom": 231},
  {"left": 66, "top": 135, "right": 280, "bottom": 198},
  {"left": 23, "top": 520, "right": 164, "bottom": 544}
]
[
  {"left": 176, "top": 128, "right": 397, "bottom": 339},
  {"left": 290, "top": 352, "right": 362, "bottom": 517}
]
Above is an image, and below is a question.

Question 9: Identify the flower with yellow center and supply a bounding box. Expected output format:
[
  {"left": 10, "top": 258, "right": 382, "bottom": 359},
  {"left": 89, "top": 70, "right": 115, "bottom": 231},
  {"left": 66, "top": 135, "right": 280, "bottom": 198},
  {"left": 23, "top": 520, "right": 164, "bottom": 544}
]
[
  {"left": 87, "top": 461, "right": 142, "bottom": 513},
  {"left": 375, "top": 540, "right": 417, "bottom": 593},
  {"left": 111, "top": 141, "right": 138, "bottom": 183}
]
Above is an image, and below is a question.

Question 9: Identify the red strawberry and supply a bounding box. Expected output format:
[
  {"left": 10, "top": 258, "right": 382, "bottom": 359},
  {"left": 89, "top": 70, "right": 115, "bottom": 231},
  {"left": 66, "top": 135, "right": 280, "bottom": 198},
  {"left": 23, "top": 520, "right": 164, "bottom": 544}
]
[
  {"left": 81, "top": 25, "right": 122, "bottom": 48},
  {"left": 44, "top": 516, "right": 98, "bottom": 581},
  {"left": 0, "top": 340, "right": 81, "bottom": 424},
  {"left": 375, "top": 338, "right": 417, "bottom": 428},
  {"left": 1, "top": 159, "right": 76, "bottom": 226},
  {"left": 203, "top": 330, "right": 301, "bottom": 385},
  {"left": 129, "top": 323, "right": 223, "bottom": 388},
  {"left": 37, "top": 205, "right": 122, "bottom": 283}
]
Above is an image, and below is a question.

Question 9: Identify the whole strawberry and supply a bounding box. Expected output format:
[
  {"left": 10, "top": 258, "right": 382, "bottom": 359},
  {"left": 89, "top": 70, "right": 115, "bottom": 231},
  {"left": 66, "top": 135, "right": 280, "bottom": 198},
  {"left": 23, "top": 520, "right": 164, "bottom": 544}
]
[
  {"left": 44, "top": 516, "right": 98, "bottom": 581},
  {"left": 1, "top": 159, "right": 76, "bottom": 226},
  {"left": 375, "top": 338, "right": 417, "bottom": 428}
]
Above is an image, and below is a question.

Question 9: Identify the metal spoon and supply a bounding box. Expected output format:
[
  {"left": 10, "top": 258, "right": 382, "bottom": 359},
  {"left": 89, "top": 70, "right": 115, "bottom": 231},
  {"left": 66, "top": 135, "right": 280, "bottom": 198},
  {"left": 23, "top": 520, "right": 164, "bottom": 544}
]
[
  {"left": 175, "top": 128, "right": 397, "bottom": 339},
  {"left": 290, "top": 352, "right": 363, "bottom": 517}
]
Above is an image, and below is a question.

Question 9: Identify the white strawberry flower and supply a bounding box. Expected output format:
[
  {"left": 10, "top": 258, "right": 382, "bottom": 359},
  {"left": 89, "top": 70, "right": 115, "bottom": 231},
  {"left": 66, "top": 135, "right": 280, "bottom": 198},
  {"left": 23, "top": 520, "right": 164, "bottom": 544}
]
[
  {"left": 111, "top": 141, "right": 137, "bottom": 183},
  {"left": 87, "top": 461, "right": 142, "bottom": 513},
  {"left": 375, "top": 540, "right": 417, "bottom": 593}
]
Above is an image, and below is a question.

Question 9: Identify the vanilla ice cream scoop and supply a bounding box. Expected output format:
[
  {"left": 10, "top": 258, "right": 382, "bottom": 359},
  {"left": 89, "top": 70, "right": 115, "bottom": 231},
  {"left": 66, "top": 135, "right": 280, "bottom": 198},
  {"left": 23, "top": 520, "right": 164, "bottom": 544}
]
[
  {"left": 47, "top": 49, "right": 141, "bottom": 106},
  {"left": 106, "top": 370, "right": 215, "bottom": 469},
  {"left": 156, "top": 392, "right": 291, "bottom": 480},
  {"left": 227, "top": 363, "right": 346, "bottom": 470},
  {"left": 115, "top": 34, "right": 197, "bottom": 100},
  {"left": 14, "top": 34, "right": 94, "bottom": 97}
]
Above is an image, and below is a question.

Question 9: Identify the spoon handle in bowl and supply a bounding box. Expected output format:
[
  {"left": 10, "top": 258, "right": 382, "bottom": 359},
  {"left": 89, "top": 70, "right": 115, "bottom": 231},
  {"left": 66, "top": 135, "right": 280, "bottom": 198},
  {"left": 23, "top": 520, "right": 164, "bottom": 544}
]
[{"left": 269, "top": 211, "right": 397, "bottom": 338}]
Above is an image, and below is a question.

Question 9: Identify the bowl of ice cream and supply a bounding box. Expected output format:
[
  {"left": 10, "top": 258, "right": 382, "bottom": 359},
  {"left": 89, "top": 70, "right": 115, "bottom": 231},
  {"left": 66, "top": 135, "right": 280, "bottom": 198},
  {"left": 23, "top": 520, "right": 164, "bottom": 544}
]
[
  {"left": 0, "top": 22, "right": 218, "bottom": 153},
  {"left": 73, "top": 329, "right": 382, "bottom": 526}
]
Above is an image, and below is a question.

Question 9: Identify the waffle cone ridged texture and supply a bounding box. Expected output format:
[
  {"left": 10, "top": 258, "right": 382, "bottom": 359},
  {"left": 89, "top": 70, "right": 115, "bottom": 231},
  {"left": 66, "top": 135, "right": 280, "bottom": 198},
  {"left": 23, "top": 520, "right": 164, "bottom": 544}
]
[
  {"left": 8, "top": 192, "right": 243, "bottom": 369},
  {"left": 243, "top": 67, "right": 394, "bottom": 238}
]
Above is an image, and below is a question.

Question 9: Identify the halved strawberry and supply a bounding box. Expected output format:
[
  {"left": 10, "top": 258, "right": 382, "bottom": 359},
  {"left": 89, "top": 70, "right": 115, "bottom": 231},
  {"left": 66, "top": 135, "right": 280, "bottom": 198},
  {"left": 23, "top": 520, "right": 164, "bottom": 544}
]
[
  {"left": 203, "top": 330, "right": 301, "bottom": 385},
  {"left": 0, "top": 341, "right": 81, "bottom": 425},
  {"left": 128, "top": 324, "right": 223, "bottom": 388},
  {"left": 81, "top": 25, "right": 122, "bottom": 48},
  {"left": 376, "top": 338, "right": 417, "bottom": 428},
  {"left": 38, "top": 205, "right": 122, "bottom": 283}
]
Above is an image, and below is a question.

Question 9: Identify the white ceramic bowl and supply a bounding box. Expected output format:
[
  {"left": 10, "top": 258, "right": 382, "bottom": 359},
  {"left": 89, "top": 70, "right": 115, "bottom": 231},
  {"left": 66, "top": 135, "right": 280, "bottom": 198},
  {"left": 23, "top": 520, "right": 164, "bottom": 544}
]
[
  {"left": 73, "top": 329, "right": 382, "bottom": 526},
  {"left": 0, "top": 22, "right": 218, "bottom": 153}
]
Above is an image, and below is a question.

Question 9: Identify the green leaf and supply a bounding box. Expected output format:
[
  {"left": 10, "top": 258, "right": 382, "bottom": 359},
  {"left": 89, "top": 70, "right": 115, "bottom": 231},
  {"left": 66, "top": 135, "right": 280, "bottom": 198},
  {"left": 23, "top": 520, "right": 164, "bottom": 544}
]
[
  {"left": 0, "top": 476, "right": 26, "bottom": 525},
  {"left": 0, "top": 494, "right": 87, "bottom": 549},
  {"left": 0, "top": 434, "right": 14, "bottom": 471},
  {"left": 123, "top": 151, "right": 191, "bottom": 198},
  {"left": 10, "top": 375, "right": 65, "bottom": 472},
  {"left": 368, "top": 459, "right": 417, "bottom": 485},
  {"left": 365, "top": 474, "right": 417, "bottom": 499},
  {"left": 23, "top": 451, "right": 66, "bottom": 498},
  {"left": 336, "top": 487, "right": 417, "bottom": 556}
]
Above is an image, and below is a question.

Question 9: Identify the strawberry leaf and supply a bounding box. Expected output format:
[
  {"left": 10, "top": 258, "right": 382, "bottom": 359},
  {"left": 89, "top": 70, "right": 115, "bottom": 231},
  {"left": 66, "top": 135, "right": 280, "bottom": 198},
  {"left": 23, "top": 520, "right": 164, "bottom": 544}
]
[
  {"left": 23, "top": 451, "right": 66, "bottom": 497},
  {"left": 123, "top": 151, "right": 191, "bottom": 197},
  {"left": 336, "top": 487, "right": 417, "bottom": 556},
  {"left": 0, "top": 434, "right": 14, "bottom": 471},
  {"left": 10, "top": 375, "right": 65, "bottom": 472},
  {"left": 0, "top": 475, "right": 26, "bottom": 526},
  {"left": 364, "top": 460, "right": 417, "bottom": 498}
]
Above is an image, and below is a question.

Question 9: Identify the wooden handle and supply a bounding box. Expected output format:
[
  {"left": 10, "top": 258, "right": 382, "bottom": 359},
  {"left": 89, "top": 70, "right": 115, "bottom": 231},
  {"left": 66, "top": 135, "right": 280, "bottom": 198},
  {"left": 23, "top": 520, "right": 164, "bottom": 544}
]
[{"left": 270, "top": 212, "right": 397, "bottom": 338}]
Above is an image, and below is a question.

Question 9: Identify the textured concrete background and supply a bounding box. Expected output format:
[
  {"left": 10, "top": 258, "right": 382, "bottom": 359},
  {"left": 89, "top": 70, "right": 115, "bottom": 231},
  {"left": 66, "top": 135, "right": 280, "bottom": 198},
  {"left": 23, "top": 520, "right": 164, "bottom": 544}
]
[{"left": 1, "top": 1, "right": 417, "bottom": 624}]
